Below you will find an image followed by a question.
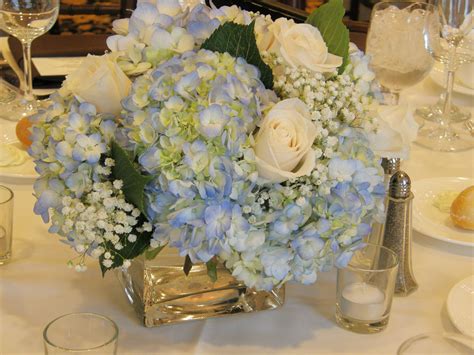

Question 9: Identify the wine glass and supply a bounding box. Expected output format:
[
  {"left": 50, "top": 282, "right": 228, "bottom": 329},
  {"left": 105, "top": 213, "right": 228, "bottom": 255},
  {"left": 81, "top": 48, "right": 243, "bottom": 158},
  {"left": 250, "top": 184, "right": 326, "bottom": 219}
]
[
  {"left": 398, "top": 333, "right": 473, "bottom": 354},
  {"left": 366, "top": 2, "right": 435, "bottom": 106},
  {"left": 0, "top": 0, "right": 59, "bottom": 121},
  {"left": 416, "top": 0, "right": 474, "bottom": 152}
]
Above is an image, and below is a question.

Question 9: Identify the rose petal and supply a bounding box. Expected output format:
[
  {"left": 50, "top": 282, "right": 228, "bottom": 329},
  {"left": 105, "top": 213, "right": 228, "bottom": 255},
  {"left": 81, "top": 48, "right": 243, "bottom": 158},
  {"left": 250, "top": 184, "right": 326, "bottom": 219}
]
[
  {"left": 256, "top": 148, "right": 316, "bottom": 183},
  {"left": 307, "top": 53, "right": 343, "bottom": 73}
]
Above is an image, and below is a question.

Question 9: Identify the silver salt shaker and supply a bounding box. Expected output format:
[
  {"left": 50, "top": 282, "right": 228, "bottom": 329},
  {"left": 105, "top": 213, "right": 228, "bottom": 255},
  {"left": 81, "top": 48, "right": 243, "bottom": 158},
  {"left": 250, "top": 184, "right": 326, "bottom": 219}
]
[
  {"left": 381, "top": 158, "right": 401, "bottom": 189},
  {"left": 382, "top": 171, "right": 418, "bottom": 296},
  {"left": 366, "top": 158, "right": 401, "bottom": 245}
]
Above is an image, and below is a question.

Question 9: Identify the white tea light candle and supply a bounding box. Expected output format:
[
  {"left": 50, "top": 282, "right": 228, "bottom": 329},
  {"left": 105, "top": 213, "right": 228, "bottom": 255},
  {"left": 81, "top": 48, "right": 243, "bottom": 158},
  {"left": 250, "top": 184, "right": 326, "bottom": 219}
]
[
  {"left": 335, "top": 244, "right": 398, "bottom": 333},
  {"left": 340, "top": 282, "right": 386, "bottom": 321}
]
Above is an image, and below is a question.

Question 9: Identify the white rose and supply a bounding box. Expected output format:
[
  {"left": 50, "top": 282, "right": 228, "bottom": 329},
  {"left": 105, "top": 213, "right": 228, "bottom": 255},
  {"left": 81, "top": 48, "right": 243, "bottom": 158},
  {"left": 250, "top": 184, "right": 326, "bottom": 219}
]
[
  {"left": 61, "top": 54, "right": 132, "bottom": 115},
  {"left": 368, "top": 104, "right": 419, "bottom": 159},
  {"left": 270, "top": 22, "right": 342, "bottom": 73},
  {"left": 254, "top": 98, "right": 318, "bottom": 183},
  {"left": 254, "top": 17, "right": 292, "bottom": 54}
]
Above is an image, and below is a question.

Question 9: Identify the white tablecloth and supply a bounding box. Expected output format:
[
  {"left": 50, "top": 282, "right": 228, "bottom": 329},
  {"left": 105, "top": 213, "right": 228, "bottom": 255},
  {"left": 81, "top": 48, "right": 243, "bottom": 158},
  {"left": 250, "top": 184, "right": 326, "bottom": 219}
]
[{"left": 1, "top": 77, "right": 473, "bottom": 355}]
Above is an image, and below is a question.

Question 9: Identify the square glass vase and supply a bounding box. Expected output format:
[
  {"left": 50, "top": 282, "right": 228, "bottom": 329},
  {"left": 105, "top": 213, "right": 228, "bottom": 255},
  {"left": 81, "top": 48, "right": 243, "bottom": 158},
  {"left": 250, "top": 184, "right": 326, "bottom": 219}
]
[{"left": 116, "top": 250, "right": 285, "bottom": 327}]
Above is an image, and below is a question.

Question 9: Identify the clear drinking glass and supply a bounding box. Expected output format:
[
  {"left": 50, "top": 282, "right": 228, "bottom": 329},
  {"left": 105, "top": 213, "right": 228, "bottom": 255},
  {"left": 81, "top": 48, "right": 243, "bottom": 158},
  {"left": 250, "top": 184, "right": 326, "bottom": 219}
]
[
  {"left": 0, "top": 0, "right": 59, "bottom": 121},
  {"left": 335, "top": 243, "right": 398, "bottom": 334},
  {"left": 415, "top": 0, "right": 474, "bottom": 152},
  {"left": 0, "top": 185, "right": 13, "bottom": 264},
  {"left": 43, "top": 313, "right": 118, "bottom": 354},
  {"left": 366, "top": 1, "right": 435, "bottom": 105}
]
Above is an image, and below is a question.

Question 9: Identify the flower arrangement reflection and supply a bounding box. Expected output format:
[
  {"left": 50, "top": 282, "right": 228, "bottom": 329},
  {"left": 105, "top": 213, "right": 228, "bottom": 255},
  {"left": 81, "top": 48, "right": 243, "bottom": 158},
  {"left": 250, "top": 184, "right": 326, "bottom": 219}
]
[{"left": 29, "top": 0, "right": 386, "bottom": 291}]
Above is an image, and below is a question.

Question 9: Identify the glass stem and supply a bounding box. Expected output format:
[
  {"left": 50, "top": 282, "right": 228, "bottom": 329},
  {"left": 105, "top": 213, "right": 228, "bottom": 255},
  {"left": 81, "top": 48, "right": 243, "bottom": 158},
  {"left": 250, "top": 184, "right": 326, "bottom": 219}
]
[
  {"left": 442, "top": 70, "right": 455, "bottom": 121},
  {"left": 21, "top": 41, "right": 34, "bottom": 102},
  {"left": 439, "top": 42, "right": 458, "bottom": 129}
]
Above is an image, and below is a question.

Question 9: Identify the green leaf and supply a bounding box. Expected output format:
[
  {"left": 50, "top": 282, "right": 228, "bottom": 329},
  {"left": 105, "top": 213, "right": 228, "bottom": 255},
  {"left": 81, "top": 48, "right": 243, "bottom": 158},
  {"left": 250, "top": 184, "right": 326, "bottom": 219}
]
[
  {"left": 306, "top": 0, "right": 349, "bottom": 74},
  {"left": 201, "top": 21, "right": 274, "bottom": 89},
  {"left": 144, "top": 245, "right": 165, "bottom": 260},
  {"left": 99, "top": 220, "right": 153, "bottom": 276},
  {"left": 206, "top": 258, "right": 218, "bottom": 283},
  {"left": 183, "top": 255, "right": 193, "bottom": 276},
  {"left": 110, "top": 141, "right": 154, "bottom": 217}
]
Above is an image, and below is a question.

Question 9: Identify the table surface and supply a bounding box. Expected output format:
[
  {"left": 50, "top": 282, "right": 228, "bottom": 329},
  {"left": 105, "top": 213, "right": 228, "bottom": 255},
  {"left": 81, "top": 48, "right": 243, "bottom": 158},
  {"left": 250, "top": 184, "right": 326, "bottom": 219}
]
[{"left": 1, "top": 71, "right": 474, "bottom": 355}]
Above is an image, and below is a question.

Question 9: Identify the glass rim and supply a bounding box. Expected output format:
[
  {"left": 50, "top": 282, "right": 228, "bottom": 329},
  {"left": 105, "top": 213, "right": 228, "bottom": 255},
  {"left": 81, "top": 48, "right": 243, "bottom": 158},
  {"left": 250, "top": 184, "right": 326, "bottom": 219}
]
[
  {"left": 43, "top": 312, "right": 119, "bottom": 352},
  {"left": 346, "top": 243, "right": 399, "bottom": 272},
  {"left": 397, "top": 332, "right": 474, "bottom": 354},
  {"left": 372, "top": 1, "right": 435, "bottom": 10},
  {"left": 0, "top": 185, "right": 13, "bottom": 205}
]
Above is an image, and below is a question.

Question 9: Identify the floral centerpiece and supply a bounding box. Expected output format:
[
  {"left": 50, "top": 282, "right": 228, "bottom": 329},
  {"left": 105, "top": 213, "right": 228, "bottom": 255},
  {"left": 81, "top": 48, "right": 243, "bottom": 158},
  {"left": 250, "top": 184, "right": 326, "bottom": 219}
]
[{"left": 29, "top": 0, "right": 385, "bottom": 295}]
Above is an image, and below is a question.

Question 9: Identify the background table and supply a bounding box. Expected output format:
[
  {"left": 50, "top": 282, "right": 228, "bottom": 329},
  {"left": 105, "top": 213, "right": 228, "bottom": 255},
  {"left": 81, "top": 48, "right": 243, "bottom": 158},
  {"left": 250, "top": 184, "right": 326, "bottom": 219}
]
[{"left": 1, "top": 74, "right": 473, "bottom": 355}]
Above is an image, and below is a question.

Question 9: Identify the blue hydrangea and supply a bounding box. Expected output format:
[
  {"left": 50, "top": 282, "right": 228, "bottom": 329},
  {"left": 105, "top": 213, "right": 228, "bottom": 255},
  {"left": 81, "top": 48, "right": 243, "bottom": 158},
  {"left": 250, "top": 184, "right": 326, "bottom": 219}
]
[
  {"left": 29, "top": 4, "right": 386, "bottom": 290},
  {"left": 110, "top": 49, "right": 385, "bottom": 290}
]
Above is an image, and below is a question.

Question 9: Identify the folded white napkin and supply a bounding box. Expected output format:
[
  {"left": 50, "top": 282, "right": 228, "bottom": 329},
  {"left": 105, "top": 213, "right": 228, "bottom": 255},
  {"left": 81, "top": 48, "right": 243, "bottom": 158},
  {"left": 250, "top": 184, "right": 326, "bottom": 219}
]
[{"left": 368, "top": 104, "right": 419, "bottom": 160}]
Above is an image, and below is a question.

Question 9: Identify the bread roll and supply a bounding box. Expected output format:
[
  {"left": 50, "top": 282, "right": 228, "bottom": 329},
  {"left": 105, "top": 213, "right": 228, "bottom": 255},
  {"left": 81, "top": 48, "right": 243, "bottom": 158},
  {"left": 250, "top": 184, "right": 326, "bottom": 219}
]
[{"left": 450, "top": 186, "right": 474, "bottom": 231}]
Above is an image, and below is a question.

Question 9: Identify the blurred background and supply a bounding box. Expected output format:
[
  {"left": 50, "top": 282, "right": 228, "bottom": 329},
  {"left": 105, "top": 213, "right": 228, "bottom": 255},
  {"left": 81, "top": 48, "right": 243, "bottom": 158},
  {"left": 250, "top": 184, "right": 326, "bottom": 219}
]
[
  {"left": 0, "top": 0, "right": 374, "bottom": 91},
  {"left": 3, "top": 0, "right": 373, "bottom": 38}
]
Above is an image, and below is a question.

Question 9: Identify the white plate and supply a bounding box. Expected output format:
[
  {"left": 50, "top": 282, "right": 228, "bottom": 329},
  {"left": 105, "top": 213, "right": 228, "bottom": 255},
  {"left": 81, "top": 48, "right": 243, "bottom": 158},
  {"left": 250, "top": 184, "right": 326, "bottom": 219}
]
[
  {"left": 0, "top": 142, "right": 37, "bottom": 183},
  {"left": 412, "top": 177, "right": 474, "bottom": 247},
  {"left": 430, "top": 64, "right": 474, "bottom": 96},
  {"left": 447, "top": 275, "right": 474, "bottom": 338}
]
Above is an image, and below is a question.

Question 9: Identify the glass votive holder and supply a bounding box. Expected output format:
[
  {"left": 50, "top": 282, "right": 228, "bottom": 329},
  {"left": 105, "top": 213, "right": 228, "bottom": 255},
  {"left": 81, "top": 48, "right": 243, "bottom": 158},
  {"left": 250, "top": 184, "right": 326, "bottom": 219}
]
[
  {"left": 0, "top": 185, "right": 14, "bottom": 265},
  {"left": 43, "top": 313, "right": 118, "bottom": 354},
  {"left": 335, "top": 243, "right": 398, "bottom": 334}
]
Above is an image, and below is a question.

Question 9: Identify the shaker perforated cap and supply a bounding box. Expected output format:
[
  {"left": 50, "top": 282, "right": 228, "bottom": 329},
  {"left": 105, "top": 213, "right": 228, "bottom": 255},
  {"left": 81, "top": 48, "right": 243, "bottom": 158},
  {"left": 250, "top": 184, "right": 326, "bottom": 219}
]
[
  {"left": 381, "top": 158, "right": 401, "bottom": 175},
  {"left": 389, "top": 171, "right": 411, "bottom": 199}
]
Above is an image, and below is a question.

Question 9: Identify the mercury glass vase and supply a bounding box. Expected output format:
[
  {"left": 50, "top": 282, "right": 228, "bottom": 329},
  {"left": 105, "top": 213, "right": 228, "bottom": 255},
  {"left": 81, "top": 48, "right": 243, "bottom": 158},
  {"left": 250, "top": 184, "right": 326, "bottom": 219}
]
[{"left": 116, "top": 250, "right": 285, "bottom": 327}]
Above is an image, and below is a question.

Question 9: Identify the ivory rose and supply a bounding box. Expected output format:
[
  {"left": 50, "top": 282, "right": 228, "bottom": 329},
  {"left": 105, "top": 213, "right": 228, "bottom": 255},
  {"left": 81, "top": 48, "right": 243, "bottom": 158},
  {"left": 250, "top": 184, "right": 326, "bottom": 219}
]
[
  {"left": 254, "top": 98, "right": 318, "bottom": 183},
  {"left": 61, "top": 54, "right": 132, "bottom": 115},
  {"left": 263, "top": 18, "right": 342, "bottom": 73},
  {"left": 255, "top": 17, "right": 292, "bottom": 53}
]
